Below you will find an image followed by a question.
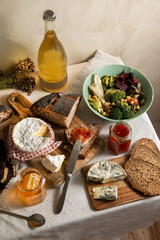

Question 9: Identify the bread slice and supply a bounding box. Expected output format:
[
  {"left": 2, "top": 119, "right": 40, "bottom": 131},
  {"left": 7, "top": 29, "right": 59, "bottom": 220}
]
[
  {"left": 131, "top": 145, "right": 160, "bottom": 169},
  {"left": 125, "top": 138, "right": 160, "bottom": 195},
  {"left": 125, "top": 157, "right": 160, "bottom": 195},
  {"left": 64, "top": 123, "right": 101, "bottom": 159},
  {"left": 30, "top": 93, "right": 81, "bottom": 128},
  {"left": 132, "top": 138, "right": 159, "bottom": 156}
]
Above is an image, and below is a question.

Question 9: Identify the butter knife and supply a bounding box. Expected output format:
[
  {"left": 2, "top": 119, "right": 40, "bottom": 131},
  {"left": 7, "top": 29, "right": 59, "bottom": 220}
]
[{"left": 56, "top": 137, "right": 82, "bottom": 214}]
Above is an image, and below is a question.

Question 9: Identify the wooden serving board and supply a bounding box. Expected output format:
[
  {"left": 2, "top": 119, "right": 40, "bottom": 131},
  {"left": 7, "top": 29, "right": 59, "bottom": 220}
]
[
  {"left": 83, "top": 155, "right": 148, "bottom": 211},
  {"left": 2, "top": 92, "right": 104, "bottom": 188}
]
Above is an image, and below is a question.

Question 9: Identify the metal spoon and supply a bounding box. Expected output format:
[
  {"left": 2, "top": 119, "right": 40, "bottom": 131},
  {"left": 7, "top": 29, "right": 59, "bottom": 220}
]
[{"left": 0, "top": 208, "right": 45, "bottom": 227}]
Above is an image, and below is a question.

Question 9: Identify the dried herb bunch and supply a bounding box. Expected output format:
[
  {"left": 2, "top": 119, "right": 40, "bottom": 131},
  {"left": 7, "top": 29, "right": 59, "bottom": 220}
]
[{"left": 0, "top": 57, "right": 36, "bottom": 94}]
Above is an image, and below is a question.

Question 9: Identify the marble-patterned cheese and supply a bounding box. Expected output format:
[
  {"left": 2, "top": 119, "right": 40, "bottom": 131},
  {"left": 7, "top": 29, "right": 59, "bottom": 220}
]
[
  {"left": 87, "top": 160, "right": 127, "bottom": 183},
  {"left": 92, "top": 185, "right": 117, "bottom": 200}
]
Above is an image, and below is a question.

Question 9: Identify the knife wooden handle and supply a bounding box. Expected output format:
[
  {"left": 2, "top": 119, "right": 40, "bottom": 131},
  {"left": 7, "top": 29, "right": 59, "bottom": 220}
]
[{"left": 56, "top": 173, "right": 72, "bottom": 214}]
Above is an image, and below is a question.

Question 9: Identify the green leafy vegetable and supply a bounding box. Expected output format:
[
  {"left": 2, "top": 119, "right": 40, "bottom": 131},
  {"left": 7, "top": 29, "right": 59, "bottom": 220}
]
[{"left": 88, "top": 97, "right": 103, "bottom": 112}]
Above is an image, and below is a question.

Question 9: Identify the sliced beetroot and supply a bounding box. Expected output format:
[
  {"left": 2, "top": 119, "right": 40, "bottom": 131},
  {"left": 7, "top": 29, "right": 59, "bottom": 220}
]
[
  {"left": 119, "top": 70, "right": 128, "bottom": 80},
  {"left": 115, "top": 79, "right": 128, "bottom": 91},
  {"left": 115, "top": 70, "right": 138, "bottom": 91}
]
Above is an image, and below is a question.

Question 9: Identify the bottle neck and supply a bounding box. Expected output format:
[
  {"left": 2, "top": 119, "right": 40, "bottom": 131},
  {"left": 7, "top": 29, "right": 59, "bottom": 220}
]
[{"left": 44, "top": 20, "right": 55, "bottom": 34}]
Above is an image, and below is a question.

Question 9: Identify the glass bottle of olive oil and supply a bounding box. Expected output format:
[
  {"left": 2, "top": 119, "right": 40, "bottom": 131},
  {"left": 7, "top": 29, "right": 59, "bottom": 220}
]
[{"left": 38, "top": 10, "right": 67, "bottom": 92}]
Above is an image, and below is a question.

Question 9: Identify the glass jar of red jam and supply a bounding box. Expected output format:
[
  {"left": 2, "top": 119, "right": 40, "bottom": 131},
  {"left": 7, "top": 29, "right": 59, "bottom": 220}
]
[
  {"left": 108, "top": 121, "right": 132, "bottom": 155},
  {"left": 16, "top": 168, "right": 47, "bottom": 206}
]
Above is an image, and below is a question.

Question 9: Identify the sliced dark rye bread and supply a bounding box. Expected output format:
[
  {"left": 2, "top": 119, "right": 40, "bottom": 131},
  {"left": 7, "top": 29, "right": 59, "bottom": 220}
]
[
  {"left": 131, "top": 138, "right": 160, "bottom": 157},
  {"left": 131, "top": 145, "right": 160, "bottom": 169},
  {"left": 125, "top": 138, "right": 160, "bottom": 195},
  {"left": 30, "top": 93, "right": 81, "bottom": 128},
  {"left": 64, "top": 123, "right": 101, "bottom": 159},
  {"left": 125, "top": 157, "right": 160, "bottom": 195}
]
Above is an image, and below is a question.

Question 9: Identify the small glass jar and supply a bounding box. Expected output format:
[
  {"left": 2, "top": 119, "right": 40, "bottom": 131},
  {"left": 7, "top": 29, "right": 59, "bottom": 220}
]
[
  {"left": 16, "top": 168, "right": 46, "bottom": 206},
  {"left": 108, "top": 121, "right": 132, "bottom": 155}
]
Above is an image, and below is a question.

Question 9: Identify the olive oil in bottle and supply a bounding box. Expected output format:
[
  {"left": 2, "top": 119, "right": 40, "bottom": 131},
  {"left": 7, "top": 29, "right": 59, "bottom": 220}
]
[{"left": 38, "top": 10, "right": 67, "bottom": 92}]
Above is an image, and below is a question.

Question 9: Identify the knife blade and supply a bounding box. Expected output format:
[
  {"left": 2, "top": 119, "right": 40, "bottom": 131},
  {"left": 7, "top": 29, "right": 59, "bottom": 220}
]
[{"left": 56, "top": 137, "right": 82, "bottom": 214}]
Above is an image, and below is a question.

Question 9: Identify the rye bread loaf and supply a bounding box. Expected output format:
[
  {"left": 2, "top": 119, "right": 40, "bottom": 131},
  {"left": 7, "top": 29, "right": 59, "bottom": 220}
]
[
  {"left": 125, "top": 138, "right": 160, "bottom": 195},
  {"left": 30, "top": 93, "right": 81, "bottom": 128},
  {"left": 64, "top": 123, "right": 101, "bottom": 159}
]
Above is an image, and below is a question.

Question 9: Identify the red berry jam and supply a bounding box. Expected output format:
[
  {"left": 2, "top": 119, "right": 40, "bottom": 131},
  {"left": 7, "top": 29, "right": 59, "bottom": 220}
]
[
  {"left": 71, "top": 127, "right": 92, "bottom": 142},
  {"left": 113, "top": 124, "right": 130, "bottom": 138},
  {"left": 108, "top": 122, "right": 132, "bottom": 155}
]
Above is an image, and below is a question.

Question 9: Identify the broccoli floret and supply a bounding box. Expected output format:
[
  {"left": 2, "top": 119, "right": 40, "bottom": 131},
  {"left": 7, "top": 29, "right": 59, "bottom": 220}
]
[
  {"left": 104, "top": 88, "right": 126, "bottom": 103},
  {"left": 110, "top": 102, "right": 134, "bottom": 120},
  {"left": 88, "top": 97, "right": 103, "bottom": 112},
  {"left": 110, "top": 107, "right": 123, "bottom": 120}
]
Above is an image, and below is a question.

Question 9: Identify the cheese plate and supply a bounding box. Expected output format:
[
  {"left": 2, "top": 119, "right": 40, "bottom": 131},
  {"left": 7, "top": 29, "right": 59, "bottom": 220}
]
[
  {"left": 83, "top": 155, "right": 149, "bottom": 210},
  {"left": 1, "top": 92, "right": 104, "bottom": 188}
]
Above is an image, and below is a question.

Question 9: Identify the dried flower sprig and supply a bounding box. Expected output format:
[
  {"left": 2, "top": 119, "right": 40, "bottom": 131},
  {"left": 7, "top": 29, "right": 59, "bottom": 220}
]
[{"left": 0, "top": 57, "right": 36, "bottom": 94}]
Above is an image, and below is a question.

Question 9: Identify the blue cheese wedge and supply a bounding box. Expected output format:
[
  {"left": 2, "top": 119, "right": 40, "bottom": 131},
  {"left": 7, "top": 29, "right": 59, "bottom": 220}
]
[
  {"left": 41, "top": 154, "right": 65, "bottom": 173},
  {"left": 92, "top": 186, "right": 117, "bottom": 200},
  {"left": 12, "top": 117, "right": 50, "bottom": 153},
  {"left": 87, "top": 160, "right": 127, "bottom": 183}
]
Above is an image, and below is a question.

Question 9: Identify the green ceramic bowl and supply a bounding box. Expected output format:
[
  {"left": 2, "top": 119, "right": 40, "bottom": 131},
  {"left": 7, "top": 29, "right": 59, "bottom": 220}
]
[{"left": 83, "top": 64, "right": 154, "bottom": 121}]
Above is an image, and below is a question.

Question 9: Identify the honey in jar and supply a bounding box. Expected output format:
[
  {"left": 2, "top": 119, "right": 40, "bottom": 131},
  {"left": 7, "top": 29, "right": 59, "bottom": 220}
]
[
  {"left": 38, "top": 10, "right": 67, "bottom": 92},
  {"left": 108, "top": 121, "right": 132, "bottom": 155},
  {"left": 16, "top": 168, "right": 46, "bottom": 206}
]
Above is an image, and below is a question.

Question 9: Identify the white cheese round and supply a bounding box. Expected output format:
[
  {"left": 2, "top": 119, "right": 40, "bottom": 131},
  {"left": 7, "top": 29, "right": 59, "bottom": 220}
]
[{"left": 12, "top": 117, "right": 51, "bottom": 153}]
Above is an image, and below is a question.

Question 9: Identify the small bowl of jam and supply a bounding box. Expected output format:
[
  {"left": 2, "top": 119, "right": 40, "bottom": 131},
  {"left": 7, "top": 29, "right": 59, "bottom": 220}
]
[
  {"left": 16, "top": 168, "right": 47, "bottom": 206},
  {"left": 108, "top": 121, "right": 132, "bottom": 155}
]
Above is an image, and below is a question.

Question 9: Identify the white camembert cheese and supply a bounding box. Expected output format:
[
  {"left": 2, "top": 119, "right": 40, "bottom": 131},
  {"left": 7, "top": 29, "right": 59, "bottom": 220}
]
[
  {"left": 87, "top": 160, "right": 127, "bottom": 183},
  {"left": 92, "top": 185, "right": 117, "bottom": 200},
  {"left": 41, "top": 154, "right": 65, "bottom": 173},
  {"left": 12, "top": 117, "right": 50, "bottom": 153}
]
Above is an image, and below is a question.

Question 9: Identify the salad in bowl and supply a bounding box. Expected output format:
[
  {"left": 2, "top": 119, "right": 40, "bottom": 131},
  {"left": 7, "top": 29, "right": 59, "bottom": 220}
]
[{"left": 83, "top": 64, "right": 154, "bottom": 121}]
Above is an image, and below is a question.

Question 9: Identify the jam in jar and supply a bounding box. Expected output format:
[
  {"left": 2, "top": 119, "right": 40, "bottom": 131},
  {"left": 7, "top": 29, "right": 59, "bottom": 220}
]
[
  {"left": 16, "top": 168, "right": 46, "bottom": 206},
  {"left": 108, "top": 122, "right": 132, "bottom": 155}
]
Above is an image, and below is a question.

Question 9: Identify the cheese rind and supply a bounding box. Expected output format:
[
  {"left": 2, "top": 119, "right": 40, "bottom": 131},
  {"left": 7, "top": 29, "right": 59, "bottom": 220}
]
[
  {"left": 92, "top": 186, "right": 117, "bottom": 200},
  {"left": 41, "top": 154, "right": 65, "bottom": 173},
  {"left": 12, "top": 117, "right": 50, "bottom": 153},
  {"left": 87, "top": 160, "right": 127, "bottom": 183}
]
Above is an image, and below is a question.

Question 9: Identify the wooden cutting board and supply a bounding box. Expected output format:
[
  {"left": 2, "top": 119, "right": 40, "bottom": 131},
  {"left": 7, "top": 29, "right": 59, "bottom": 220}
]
[
  {"left": 2, "top": 92, "right": 104, "bottom": 188},
  {"left": 83, "top": 155, "right": 149, "bottom": 211}
]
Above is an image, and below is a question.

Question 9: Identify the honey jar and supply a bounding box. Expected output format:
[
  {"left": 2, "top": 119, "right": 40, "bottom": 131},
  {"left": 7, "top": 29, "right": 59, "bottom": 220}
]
[
  {"left": 108, "top": 121, "right": 132, "bottom": 155},
  {"left": 16, "top": 168, "right": 46, "bottom": 206}
]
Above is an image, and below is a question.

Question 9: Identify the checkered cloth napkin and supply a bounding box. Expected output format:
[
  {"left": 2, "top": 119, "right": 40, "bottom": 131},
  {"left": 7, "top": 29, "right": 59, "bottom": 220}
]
[{"left": 8, "top": 123, "right": 62, "bottom": 162}]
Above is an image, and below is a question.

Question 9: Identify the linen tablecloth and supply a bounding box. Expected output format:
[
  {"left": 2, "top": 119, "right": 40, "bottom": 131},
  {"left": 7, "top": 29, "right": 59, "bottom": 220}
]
[{"left": 0, "top": 50, "right": 160, "bottom": 240}]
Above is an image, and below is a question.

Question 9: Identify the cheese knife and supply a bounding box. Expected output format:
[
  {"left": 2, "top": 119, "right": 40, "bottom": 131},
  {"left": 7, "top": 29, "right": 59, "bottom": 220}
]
[{"left": 56, "top": 137, "right": 83, "bottom": 214}]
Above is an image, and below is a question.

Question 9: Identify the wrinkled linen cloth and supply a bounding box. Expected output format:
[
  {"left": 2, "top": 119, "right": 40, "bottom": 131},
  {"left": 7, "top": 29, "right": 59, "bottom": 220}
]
[
  {"left": 0, "top": 50, "right": 160, "bottom": 240},
  {"left": 70, "top": 49, "right": 124, "bottom": 95}
]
